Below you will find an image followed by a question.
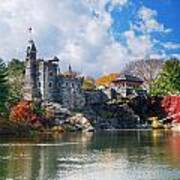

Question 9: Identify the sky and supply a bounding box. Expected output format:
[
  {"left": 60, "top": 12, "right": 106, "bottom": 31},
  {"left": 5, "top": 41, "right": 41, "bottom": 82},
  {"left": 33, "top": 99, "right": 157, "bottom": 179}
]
[{"left": 0, "top": 0, "right": 180, "bottom": 77}]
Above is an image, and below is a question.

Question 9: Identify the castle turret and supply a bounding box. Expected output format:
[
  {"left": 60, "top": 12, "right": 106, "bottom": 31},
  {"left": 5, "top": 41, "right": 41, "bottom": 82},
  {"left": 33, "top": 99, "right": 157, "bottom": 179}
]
[
  {"left": 23, "top": 33, "right": 41, "bottom": 101},
  {"left": 26, "top": 40, "right": 37, "bottom": 59},
  {"left": 68, "top": 64, "right": 72, "bottom": 73}
]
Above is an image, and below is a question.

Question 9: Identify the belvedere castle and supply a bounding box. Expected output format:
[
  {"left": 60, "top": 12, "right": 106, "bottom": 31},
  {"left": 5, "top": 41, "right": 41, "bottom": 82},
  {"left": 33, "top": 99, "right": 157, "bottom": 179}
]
[{"left": 23, "top": 39, "right": 86, "bottom": 109}]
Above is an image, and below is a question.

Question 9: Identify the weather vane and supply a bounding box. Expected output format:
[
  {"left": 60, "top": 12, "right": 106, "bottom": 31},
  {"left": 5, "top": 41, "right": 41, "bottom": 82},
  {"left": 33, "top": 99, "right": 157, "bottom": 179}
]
[{"left": 28, "top": 27, "right": 33, "bottom": 40}]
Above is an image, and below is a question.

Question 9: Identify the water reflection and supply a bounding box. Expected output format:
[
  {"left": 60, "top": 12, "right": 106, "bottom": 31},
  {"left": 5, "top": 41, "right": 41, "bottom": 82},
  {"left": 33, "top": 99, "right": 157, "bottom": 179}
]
[
  {"left": 166, "top": 132, "right": 180, "bottom": 167},
  {"left": 0, "top": 131, "right": 180, "bottom": 180}
]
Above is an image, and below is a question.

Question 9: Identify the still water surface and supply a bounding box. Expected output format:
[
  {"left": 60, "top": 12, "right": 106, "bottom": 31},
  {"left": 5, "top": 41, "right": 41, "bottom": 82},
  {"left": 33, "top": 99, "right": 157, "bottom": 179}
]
[{"left": 0, "top": 130, "right": 180, "bottom": 180}]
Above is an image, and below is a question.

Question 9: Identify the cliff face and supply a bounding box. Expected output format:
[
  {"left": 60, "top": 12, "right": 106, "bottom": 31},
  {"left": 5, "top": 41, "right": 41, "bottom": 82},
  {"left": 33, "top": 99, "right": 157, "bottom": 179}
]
[
  {"left": 44, "top": 91, "right": 179, "bottom": 131},
  {"left": 128, "top": 96, "right": 180, "bottom": 124},
  {"left": 82, "top": 103, "right": 140, "bottom": 129},
  {"left": 44, "top": 100, "right": 140, "bottom": 131},
  {"left": 7, "top": 94, "right": 178, "bottom": 133}
]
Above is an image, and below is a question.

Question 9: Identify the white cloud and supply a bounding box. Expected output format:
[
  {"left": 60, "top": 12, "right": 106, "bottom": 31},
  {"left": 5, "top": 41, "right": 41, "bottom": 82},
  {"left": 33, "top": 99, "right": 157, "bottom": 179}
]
[
  {"left": 0, "top": 0, "right": 131, "bottom": 76},
  {"left": 171, "top": 54, "right": 180, "bottom": 59},
  {"left": 111, "top": 0, "right": 128, "bottom": 6},
  {"left": 134, "top": 6, "right": 171, "bottom": 33},
  {"left": 126, "top": 5, "right": 176, "bottom": 62},
  {"left": 124, "top": 30, "right": 153, "bottom": 59},
  {"left": 149, "top": 53, "right": 167, "bottom": 59},
  {"left": 0, "top": 0, "right": 178, "bottom": 77},
  {"left": 96, "top": 42, "right": 129, "bottom": 74},
  {"left": 162, "top": 42, "right": 180, "bottom": 50}
]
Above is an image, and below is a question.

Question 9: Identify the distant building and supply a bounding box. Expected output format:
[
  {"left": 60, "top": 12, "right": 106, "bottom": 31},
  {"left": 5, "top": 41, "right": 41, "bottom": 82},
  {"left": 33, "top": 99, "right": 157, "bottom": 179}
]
[
  {"left": 23, "top": 39, "right": 85, "bottom": 109},
  {"left": 111, "top": 74, "right": 144, "bottom": 97},
  {"left": 111, "top": 74, "right": 143, "bottom": 89},
  {"left": 95, "top": 73, "right": 146, "bottom": 98}
]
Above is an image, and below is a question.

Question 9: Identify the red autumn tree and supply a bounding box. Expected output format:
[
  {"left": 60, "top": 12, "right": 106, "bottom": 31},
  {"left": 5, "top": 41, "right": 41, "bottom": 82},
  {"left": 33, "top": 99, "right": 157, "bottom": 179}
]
[
  {"left": 9, "top": 100, "right": 41, "bottom": 125},
  {"left": 161, "top": 96, "right": 180, "bottom": 123}
]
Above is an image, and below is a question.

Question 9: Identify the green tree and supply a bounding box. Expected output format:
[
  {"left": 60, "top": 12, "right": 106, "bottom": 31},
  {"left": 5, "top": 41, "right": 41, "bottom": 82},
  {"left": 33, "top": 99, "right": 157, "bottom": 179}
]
[
  {"left": 7, "top": 59, "right": 25, "bottom": 104},
  {"left": 150, "top": 59, "right": 180, "bottom": 96},
  {"left": 0, "top": 59, "right": 8, "bottom": 114}
]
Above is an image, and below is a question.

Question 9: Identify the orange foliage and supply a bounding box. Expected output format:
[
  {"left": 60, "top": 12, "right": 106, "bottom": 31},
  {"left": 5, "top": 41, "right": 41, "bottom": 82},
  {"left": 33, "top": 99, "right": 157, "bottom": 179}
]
[
  {"left": 96, "top": 73, "right": 120, "bottom": 87},
  {"left": 9, "top": 100, "right": 42, "bottom": 124}
]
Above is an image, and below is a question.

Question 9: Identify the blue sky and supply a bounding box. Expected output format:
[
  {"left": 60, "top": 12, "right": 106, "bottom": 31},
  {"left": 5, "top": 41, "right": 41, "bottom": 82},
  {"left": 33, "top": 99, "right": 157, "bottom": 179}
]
[
  {"left": 110, "top": 0, "right": 180, "bottom": 57},
  {"left": 0, "top": 0, "right": 179, "bottom": 77}
]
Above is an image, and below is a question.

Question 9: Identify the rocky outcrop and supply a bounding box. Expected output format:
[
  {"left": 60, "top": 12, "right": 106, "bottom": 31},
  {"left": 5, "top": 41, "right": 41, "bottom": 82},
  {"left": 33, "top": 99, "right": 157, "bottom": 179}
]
[
  {"left": 82, "top": 103, "right": 140, "bottom": 129},
  {"left": 43, "top": 99, "right": 141, "bottom": 131},
  {"left": 43, "top": 102, "right": 72, "bottom": 121},
  {"left": 64, "top": 113, "right": 94, "bottom": 132},
  {"left": 84, "top": 90, "right": 108, "bottom": 105},
  {"left": 43, "top": 102, "right": 94, "bottom": 132},
  {"left": 128, "top": 96, "right": 165, "bottom": 122}
]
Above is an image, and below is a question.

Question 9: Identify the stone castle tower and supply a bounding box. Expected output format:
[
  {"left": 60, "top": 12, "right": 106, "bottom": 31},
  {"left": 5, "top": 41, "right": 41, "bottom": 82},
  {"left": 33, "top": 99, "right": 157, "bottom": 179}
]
[
  {"left": 23, "top": 35, "right": 86, "bottom": 109},
  {"left": 23, "top": 39, "right": 41, "bottom": 101}
]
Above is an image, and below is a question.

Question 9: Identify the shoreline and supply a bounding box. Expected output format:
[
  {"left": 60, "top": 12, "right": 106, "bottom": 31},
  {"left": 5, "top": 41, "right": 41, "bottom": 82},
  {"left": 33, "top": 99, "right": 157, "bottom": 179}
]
[{"left": 0, "top": 128, "right": 173, "bottom": 138}]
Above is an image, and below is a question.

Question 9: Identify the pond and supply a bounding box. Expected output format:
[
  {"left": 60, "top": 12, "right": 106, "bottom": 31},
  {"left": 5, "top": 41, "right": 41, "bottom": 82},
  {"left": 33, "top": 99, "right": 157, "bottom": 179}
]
[{"left": 0, "top": 130, "right": 180, "bottom": 180}]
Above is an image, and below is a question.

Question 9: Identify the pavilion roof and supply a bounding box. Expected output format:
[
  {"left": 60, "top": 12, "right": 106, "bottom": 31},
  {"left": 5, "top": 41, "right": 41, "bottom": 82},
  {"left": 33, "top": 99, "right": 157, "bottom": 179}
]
[{"left": 113, "top": 74, "right": 143, "bottom": 83}]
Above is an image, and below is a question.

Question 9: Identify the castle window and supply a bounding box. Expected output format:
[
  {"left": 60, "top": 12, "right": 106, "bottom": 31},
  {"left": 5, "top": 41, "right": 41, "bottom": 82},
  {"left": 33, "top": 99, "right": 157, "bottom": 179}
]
[
  {"left": 66, "top": 82, "right": 68, "bottom": 86},
  {"left": 39, "top": 82, "right": 41, "bottom": 87},
  {"left": 49, "top": 82, "right": 52, "bottom": 88},
  {"left": 49, "top": 71, "right": 53, "bottom": 76},
  {"left": 72, "top": 83, "right": 74, "bottom": 88}
]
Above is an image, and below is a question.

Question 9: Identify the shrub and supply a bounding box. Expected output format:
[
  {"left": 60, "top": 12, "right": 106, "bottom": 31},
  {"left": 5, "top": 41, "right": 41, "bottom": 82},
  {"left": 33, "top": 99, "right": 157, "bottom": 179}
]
[
  {"left": 9, "top": 101, "right": 48, "bottom": 129},
  {"left": 161, "top": 96, "right": 180, "bottom": 123}
]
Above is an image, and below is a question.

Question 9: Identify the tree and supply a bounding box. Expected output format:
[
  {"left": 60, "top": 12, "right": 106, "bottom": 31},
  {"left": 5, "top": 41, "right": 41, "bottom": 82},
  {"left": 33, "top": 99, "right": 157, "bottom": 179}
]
[
  {"left": 161, "top": 96, "right": 180, "bottom": 123},
  {"left": 82, "top": 76, "right": 96, "bottom": 90},
  {"left": 7, "top": 59, "right": 25, "bottom": 104},
  {"left": 150, "top": 59, "right": 180, "bottom": 96},
  {"left": 0, "top": 59, "right": 8, "bottom": 113},
  {"left": 123, "top": 59, "right": 163, "bottom": 91},
  {"left": 9, "top": 100, "right": 49, "bottom": 130},
  {"left": 96, "top": 73, "right": 120, "bottom": 87}
]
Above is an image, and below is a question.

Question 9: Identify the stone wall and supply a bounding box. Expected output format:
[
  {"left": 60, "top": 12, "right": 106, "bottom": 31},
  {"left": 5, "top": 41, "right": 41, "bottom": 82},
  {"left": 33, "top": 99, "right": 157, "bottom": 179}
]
[
  {"left": 44, "top": 61, "right": 59, "bottom": 102},
  {"left": 84, "top": 90, "right": 109, "bottom": 105},
  {"left": 37, "top": 60, "right": 45, "bottom": 100},
  {"left": 60, "top": 77, "right": 86, "bottom": 110}
]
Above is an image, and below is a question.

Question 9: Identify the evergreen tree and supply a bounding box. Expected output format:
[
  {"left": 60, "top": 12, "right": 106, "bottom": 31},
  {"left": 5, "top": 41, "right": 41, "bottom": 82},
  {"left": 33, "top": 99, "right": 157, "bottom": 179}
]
[
  {"left": 7, "top": 59, "right": 25, "bottom": 104},
  {"left": 0, "top": 59, "right": 8, "bottom": 113}
]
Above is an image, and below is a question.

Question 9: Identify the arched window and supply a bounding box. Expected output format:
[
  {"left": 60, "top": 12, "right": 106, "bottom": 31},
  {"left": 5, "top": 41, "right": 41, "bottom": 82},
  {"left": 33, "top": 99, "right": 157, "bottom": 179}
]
[
  {"left": 58, "top": 82, "right": 61, "bottom": 88},
  {"left": 49, "top": 82, "right": 52, "bottom": 88}
]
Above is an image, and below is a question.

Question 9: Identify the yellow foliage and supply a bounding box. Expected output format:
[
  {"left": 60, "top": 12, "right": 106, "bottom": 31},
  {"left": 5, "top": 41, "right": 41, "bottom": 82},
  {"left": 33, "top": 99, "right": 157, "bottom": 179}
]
[
  {"left": 96, "top": 73, "right": 120, "bottom": 87},
  {"left": 82, "top": 78, "right": 96, "bottom": 90}
]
